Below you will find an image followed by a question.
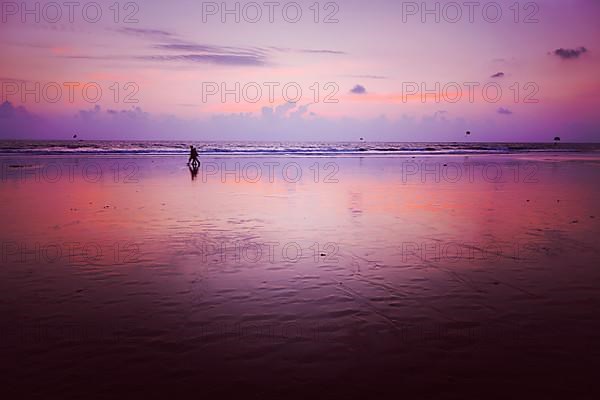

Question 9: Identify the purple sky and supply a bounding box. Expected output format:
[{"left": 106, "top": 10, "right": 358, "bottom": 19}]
[{"left": 1, "top": 0, "right": 599, "bottom": 141}]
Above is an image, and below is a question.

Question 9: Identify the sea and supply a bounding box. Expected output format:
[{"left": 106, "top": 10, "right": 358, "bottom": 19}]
[{"left": 0, "top": 140, "right": 598, "bottom": 156}]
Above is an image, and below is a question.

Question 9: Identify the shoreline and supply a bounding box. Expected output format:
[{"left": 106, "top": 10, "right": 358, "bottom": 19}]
[
  {"left": 1, "top": 151, "right": 600, "bottom": 159},
  {"left": 0, "top": 140, "right": 598, "bottom": 158}
]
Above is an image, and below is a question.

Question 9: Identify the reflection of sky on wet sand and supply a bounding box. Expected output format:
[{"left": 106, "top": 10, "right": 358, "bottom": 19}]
[
  {"left": 1, "top": 154, "right": 600, "bottom": 396},
  {"left": 2, "top": 155, "right": 599, "bottom": 265},
  {"left": 2, "top": 154, "right": 599, "bottom": 284}
]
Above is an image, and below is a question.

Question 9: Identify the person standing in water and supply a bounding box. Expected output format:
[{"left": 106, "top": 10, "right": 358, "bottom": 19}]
[{"left": 188, "top": 145, "right": 200, "bottom": 167}]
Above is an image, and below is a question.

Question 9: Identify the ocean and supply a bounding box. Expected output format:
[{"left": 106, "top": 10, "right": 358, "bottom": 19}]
[{"left": 0, "top": 140, "right": 598, "bottom": 156}]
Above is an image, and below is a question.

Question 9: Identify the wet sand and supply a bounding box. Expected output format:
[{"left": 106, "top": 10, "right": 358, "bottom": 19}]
[{"left": 1, "top": 153, "right": 600, "bottom": 398}]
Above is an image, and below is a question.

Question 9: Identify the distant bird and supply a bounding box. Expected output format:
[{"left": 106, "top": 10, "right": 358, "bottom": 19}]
[
  {"left": 554, "top": 136, "right": 561, "bottom": 142},
  {"left": 465, "top": 131, "right": 471, "bottom": 136},
  {"left": 360, "top": 137, "right": 364, "bottom": 141},
  {"left": 73, "top": 133, "right": 78, "bottom": 139}
]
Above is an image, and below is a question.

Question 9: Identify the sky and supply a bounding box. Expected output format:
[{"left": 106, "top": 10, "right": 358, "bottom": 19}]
[{"left": 1, "top": 0, "right": 599, "bottom": 141}]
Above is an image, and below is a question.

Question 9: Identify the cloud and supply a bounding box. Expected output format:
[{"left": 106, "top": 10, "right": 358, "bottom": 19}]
[
  {"left": 151, "top": 43, "right": 268, "bottom": 65},
  {"left": 3, "top": 101, "right": 599, "bottom": 142},
  {"left": 77, "top": 104, "right": 102, "bottom": 120},
  {"left": 0, "top": 101, "right": 43, "bottom": 139},
  {"left": 60, "top": 55, "right": 129, "bottom": 61},
  {"left": 115, "top": 28, "right": 271, "bottom": 66},
  {"left": 61, "top": 47, "right": 267, "bottom": 66},
  {"left": 275, "top": 101, "right": 297, "bottom": 116},
  {"left": 109, "top": 31, "right": 342, "bottom": 68},
  {"left": 270, "top": 46, "right": 346, "bottom": 55},
  {"left": 117, "top": 27, "right": 174, "bottom": 38},
  {"left": 155, "top": 43, "right": 230, "bottom": 53},
  {"left": 350, "top": 85, "right": 367, "bottom": 94},
  {"left": 345, "top": 75, "right": 388, "bottom": 80},
  {"left": 299, "top": 49, "right": 346, "bottom": 55},
  {"left": 0, "top": 101, "right": 34, "bottom": 119},
  {"left": 423, "top": 110, "right": 448, "bottom": 123},
  {"left": 138, "top": 54, "right": 266, "bottom": 66},
  {"left": 155, "top": 44, "right": 268, "bottom": 57},
  {"left": 553, "top": 47, "right": 588, "bottom": 60},
  {"left": 497, "top": 107, "right": 513, "bottom": 115},
  {"left": 105, "top": 107, "right": 149, "bottom": 120},
  {"left": 290, "top": 103, "right": 311, "bottom": 118},
  {"left": 144, "top": 44, "right": 345, "bottom": 66},
  {"left": 491, "top": 72, "right": 505, "bottom": 78}
]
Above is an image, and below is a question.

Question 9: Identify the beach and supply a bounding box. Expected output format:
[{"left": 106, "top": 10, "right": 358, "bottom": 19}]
[
  {"left": 1, "top": 151, "right": 600, "bottom": 398},
  {"left": 4, "top": 0, "right": 600, "bottom": 395}
]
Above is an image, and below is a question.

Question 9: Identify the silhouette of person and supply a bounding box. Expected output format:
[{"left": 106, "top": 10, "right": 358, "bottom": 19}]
[
  {"left": 188, "top": 145, "right": 200, "bottom": 167},
  {"left": 188, "top": 145, "right": 194, "bottom": 165}
]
